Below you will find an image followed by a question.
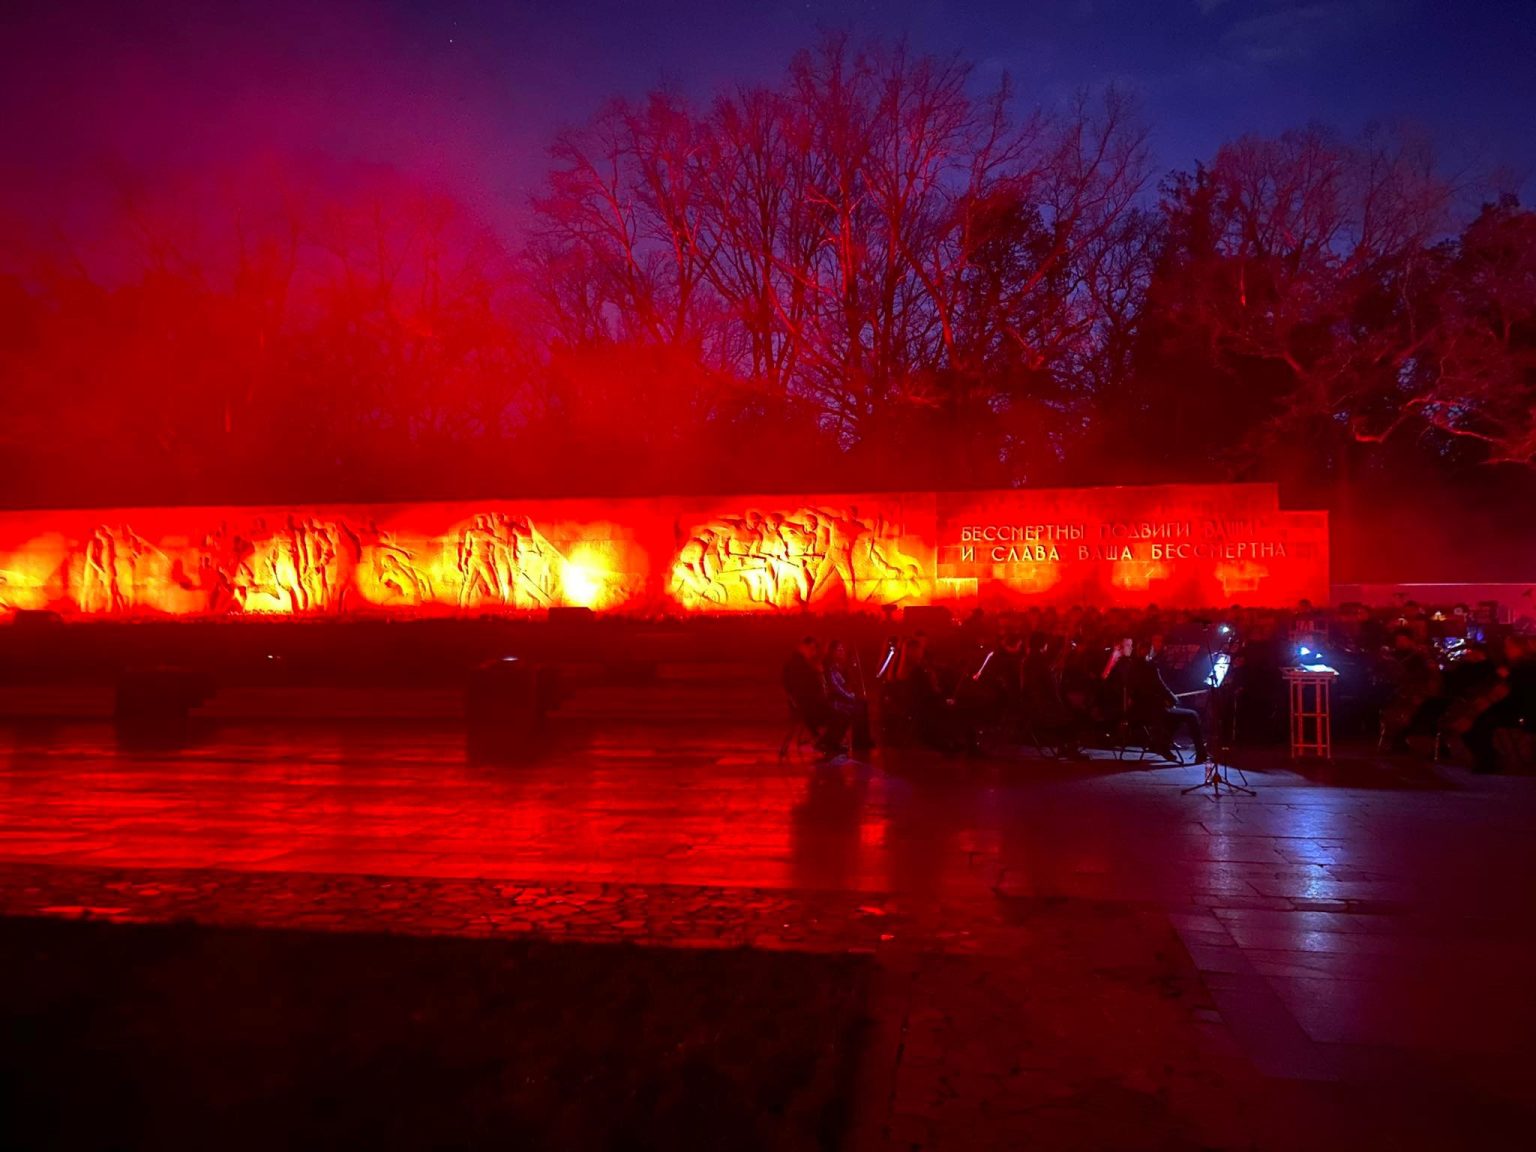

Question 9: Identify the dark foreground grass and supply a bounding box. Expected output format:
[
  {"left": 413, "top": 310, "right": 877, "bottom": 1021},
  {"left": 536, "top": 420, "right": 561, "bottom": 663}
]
[{"left": 0, "top": 916, "right": 872, "bottom": 1151}]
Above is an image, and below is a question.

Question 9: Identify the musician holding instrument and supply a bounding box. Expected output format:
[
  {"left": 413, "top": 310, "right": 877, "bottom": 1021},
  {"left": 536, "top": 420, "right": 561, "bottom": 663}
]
[
  {"left": 1418, "top": 642, "right": 1498, "bottom": 755},
  {"left": 824, "top": 639, "right": 872, "bottom": 752},
  {"left": 1023, "top": 631, "right": 1088, "bottom": 760},
  {"left": 782, "top": 635, "right": 848, "bottom": 758},
  {"left": 1381, "top": 628, "right": 1441, "bottom": 753},
  {"left": 1462, "top": 635, "right": 1536, "bottom": 774},
  {"left": 1104, "top": 635, "right": 1211, "bottom": 764}
]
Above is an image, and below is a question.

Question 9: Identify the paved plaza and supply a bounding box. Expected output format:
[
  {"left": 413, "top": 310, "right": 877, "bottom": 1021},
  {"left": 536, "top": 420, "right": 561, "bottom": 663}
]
[{"left": 2, "top": 692, "right": 1534, "bottom": 1149}]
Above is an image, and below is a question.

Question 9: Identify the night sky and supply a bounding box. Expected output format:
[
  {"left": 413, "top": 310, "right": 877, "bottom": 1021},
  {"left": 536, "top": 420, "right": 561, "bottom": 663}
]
[{"left": 3, "top": 0, "right": 1534, "bottom": 246}]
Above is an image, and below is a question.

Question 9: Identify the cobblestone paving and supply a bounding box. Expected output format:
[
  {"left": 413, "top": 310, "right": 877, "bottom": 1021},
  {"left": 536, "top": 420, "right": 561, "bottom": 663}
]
[
  {"left": 0, "top": 864, "right": 898, "bottom": 953},
  {"left": 3, "top": 718, "right": 1535, "bottom": 1149},
  {"left": 0, "top": 861, "right": 1254, "bottom": 1148}
]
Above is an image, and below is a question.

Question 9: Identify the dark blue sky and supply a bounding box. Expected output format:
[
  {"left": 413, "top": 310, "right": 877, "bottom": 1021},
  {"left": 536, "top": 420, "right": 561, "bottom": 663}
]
[{"left": 2, "top": 0, "right": 1533, "bottom": 243}]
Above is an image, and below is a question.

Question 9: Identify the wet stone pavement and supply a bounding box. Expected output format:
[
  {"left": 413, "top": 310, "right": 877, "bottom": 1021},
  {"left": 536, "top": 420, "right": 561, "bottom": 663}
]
[{"left": 2, "top": 713, "right": 1535, "bottom": 1149}]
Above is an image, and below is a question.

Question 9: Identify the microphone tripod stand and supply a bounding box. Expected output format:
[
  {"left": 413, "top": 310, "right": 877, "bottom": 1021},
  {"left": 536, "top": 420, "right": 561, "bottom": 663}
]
[{"left": 1182, "top": 626, "right": 1255, "bottom": 797}]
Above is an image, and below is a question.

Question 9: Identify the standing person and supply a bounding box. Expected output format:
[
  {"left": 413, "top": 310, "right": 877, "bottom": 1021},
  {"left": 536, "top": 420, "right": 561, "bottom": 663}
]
[{"left": 781, "top": 636, "right": 847, "bottom": 757}]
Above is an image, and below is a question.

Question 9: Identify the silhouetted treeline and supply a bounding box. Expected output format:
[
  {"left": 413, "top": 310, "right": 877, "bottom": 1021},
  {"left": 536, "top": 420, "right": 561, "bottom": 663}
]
[{"left": 1, "top": 36, "right": 1532, "bottom": 540}]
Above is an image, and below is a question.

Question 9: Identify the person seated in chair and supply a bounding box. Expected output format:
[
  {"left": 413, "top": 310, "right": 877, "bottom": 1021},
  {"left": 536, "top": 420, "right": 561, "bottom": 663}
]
[
  {"left": 1104, "top": 636, "right": 1208, "bottom": 763},
  {"left": 781, "top": 635, "right": 847, "bottom": 756},
  {"left": 1022, "top": 632, "right": 1087, "bottom": 759},
  {"left": 1414, "top": 642, "right": 1497, "bottom": 755},
  {"left": 1462, "top": 636, "right": 1536, "bottom": 773},
  {"left": 1380, "top": 628, "right": 1441, "bottom": 753},
  {"left": 991, "top": 628, "right": 1027, "bottom": 740},
  {"left": 947, "top": 645, "right": 1008, "bottom": 757},
  {"left": 824, "top": 639, "right": 872, "bottom": 751},
  {"left": 896, "top": 635, "right": 953, "bottom": 751}
]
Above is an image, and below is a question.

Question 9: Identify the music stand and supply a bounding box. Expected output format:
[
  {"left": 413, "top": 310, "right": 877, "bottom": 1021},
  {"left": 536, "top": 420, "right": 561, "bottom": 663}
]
[
  {"left": 1181, "top": 748, "right": 1255, "bottom": 796},
  {"left": 1182, "top": 626, "right": 1256, "bottom": 797}
]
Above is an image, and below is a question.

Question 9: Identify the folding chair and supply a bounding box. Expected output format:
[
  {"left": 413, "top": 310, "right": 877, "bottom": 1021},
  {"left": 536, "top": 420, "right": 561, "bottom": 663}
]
[
  {"left": 1014, "top": 701, "right": 1061, "bottom": 759},
  {"left": 1113, "top": 718, "right": 1185, "bottom": 764}
]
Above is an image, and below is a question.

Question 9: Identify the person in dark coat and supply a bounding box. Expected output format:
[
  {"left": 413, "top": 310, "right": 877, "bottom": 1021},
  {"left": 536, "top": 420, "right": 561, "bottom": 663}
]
[
  {"left": 824, "top": 640, "right": 872, "bottom": 751},
  {"left": 782, "top": 636, "right": 847, "bottom": 755},
  {"left": 1104, "top": 636, "right": 1208, "bottom": 763}
]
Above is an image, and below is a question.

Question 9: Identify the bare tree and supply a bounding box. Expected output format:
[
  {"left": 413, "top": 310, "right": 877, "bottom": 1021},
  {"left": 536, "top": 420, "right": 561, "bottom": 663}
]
[
  {"left": 528, "top": 34, "right": 1150, "bottom": 482},
  {"left": 1354, "top": 196, "right": 1536, "bottom": 465},
  {"left": 1141, "top": 125, "right": 1457, "bottom": 479}
]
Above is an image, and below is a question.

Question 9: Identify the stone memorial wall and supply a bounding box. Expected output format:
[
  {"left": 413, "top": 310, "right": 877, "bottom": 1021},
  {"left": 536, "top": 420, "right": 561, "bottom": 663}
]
[{"left": 0, "top": 483, "right": 1327, "bottom": 618}]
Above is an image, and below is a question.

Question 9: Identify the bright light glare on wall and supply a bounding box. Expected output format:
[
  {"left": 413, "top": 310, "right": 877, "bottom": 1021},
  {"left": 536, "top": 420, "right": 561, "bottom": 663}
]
[{"left": 560, "top": 559, "right": 606, "bottom": 609}]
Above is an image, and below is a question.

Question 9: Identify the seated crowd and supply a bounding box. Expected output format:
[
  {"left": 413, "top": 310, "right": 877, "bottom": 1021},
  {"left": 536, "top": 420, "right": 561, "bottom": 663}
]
[{"left": 780, "top": 600, "right": 1536, "bottom": 771}]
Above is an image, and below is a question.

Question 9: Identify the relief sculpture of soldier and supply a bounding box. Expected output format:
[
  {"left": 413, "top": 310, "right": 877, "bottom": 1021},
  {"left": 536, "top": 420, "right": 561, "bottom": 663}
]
[
  {"left": 671, "top": 512, "right": 781, "bottom": 608},
  {"left": 672, "top": 528, "right": 724, "bottom": 605},
  {"left": 508, "top": 515, "right": 559, "bottom": 608},
  {"left": 775, "top": 512, "right": 815, "bottom": 605},
  {"left": 78, "top": 525, "right": 156, "bottom": 613},
  {"left": 758, "top": 512, "right": 811, "bottom": 607},
  {"left": 670, "top": 505, "right": 919, "bottom": 610},
  {"left": 456, "top": 515, "right": 504, "bottom": 607},
  {"left": 80, "top": 526, "right": 126, "bottom": 614},
  {"left": 191, "top": 527, "right": 248, "bottom": 614},
  {"left": 721, "top": 512, "right": 772, "bottom": 604},
  {"left": 223, "top": 532, "right": 262, "bottom": 613},
  {"left": 455, "top": 514, "right": 562, "bottom": 610},
  {"left": 860, "top": 515, "right": 924, "bottom": 602},
  {"left": 292, "top": 516, "right": 348, "bottom": 611},
  {"left": 362, "top": 521, "right": 433, "bottom": 606},
  {"left": 228, "top": 519, "right": 313, "bottom": 614},
  {"left": 810, "top": 506, "right": 920, "bottom": 605},
  {"left": 485, "top": 516, "right": 519, "bottom": 603},
  {"left": 264, "top": 523, "right": 306, "bottom": 613},
  {"left": 807, "top": 507, "right": 860, "bottom": 602}
]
